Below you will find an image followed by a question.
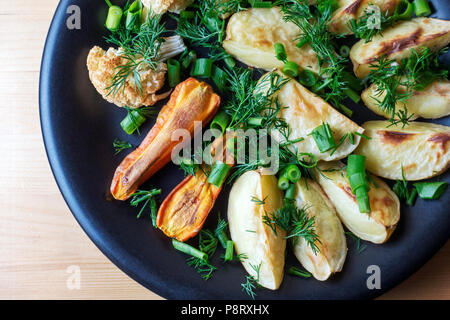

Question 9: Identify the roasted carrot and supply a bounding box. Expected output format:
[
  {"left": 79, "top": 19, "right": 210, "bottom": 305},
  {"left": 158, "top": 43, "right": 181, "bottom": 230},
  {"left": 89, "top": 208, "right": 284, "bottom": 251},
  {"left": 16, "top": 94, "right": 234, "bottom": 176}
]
[
  {"left": 157, "top": 133, "right": 235, "bottom": 242},
  {"left": 110, "top": 78, "right": 221, "bottom": 200}
]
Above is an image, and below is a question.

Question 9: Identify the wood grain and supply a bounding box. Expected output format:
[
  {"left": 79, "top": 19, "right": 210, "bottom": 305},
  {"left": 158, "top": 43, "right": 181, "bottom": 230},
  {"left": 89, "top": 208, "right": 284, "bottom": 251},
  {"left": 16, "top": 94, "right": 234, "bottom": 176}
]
[{"left": 0, "top": 0, "right": 447, "bottom": 300}]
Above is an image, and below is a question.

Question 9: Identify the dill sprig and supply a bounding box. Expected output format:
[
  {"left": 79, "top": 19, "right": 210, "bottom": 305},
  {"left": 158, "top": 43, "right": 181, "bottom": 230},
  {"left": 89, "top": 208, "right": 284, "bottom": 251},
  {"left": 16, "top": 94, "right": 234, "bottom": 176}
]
[
  {"left": 392, "top": 165, "right": 418, "bottom": 206},
  {"left": 106, "top": 13, "right": 166, "bottom": 97},
  {"left": 281, "top": 0, "right": 349, "bottom": 106},
  {"left": 113, "top": 139, "right": 132, "bottom": 155},
  {"left": 367, "top": 47, "right": 448, "bottom": 127},
  {"left": 130, "top": 188, "right": 161, "bottom": 227},
  {"left": 263, "top": 201, "right": 321, "bottom": 254},
  {"left": 345, "top": 231, "right": 367, "bottom": 254},
  {"left": 186, "top": 230, "right": 219, "bottom": 280},
  {"left": 349, "top": 6, "right": 396, "bottom": 43},
  {"left": 241, "top": 262, "right": 262, "bottom": 300}
]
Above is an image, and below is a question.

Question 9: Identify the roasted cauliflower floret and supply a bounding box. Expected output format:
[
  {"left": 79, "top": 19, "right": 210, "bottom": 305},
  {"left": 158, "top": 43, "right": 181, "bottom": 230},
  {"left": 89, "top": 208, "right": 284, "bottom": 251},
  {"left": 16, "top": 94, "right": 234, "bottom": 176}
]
[
  {"left": 87, "top": 46, "right": 170, "bottom": 108},
  {"left": 141, "top": 0, "right": 193, "bottom": 15}
]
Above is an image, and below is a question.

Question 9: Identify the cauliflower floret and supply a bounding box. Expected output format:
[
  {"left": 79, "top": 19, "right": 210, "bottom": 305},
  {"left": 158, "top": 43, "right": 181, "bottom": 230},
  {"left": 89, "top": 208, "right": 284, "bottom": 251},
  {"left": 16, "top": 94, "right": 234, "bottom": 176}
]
[
  {"left": 87, "top": 46, "right": 170, "bottom": 109},
  {"left": 141, "top": 0, "right": 194, "bottom": 15}
]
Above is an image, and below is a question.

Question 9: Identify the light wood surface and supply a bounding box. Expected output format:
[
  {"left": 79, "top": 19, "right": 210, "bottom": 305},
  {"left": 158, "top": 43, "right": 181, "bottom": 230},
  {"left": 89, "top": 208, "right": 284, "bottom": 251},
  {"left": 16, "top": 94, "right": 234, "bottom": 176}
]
[{"left": 0, "top": 0, "right": 448, "bottom": 300}]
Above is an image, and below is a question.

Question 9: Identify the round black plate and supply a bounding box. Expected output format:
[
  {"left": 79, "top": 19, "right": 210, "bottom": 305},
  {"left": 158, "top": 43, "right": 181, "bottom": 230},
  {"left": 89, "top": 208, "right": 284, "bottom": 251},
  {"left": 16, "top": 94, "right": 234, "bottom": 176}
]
[{"left": 40, "top": 0, "right": 450, "bottom": 299}]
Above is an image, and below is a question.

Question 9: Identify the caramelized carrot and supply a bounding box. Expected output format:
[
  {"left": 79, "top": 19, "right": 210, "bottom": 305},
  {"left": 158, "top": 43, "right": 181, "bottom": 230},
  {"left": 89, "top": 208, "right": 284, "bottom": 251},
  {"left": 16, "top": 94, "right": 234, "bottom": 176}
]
[
  {"left": 110, "top": 78, "right": 221, "bottom": 200},
  {"left": 157, "top": 133, "right": 235, "bottom": 241}
]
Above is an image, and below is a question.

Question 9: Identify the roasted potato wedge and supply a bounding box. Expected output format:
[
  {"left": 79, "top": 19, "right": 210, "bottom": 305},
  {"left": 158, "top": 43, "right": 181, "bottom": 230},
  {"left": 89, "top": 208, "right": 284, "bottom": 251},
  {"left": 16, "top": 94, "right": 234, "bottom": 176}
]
[
  {"left": 292, "top": 179, "right": 347, "bottom": 281},
  {"left": 350, "top": 18, "right": 450, "bottom": 78},
  {"left": 228, "top": 169, "right": 285, "bottom": 290},
  {"left": 362, "top": 79, "right": 450, "bottom": 120},
  {"left": 223, "top": 7, "right": 320, "bottom": 74},
  {"left": 354, "top": 121, "right": 450, "bottom": 181},
  {"left": 316, "top": 161, "right": 400, "bottom": 244},
  {"left": 260, "top": 72, "right": 364, "bottom": 161},
  {"left": 329, "top": 0, "right": 402, "bottom": 34},
  {"left": 110, "top": 78, "right": 220, "bottom": 200}
]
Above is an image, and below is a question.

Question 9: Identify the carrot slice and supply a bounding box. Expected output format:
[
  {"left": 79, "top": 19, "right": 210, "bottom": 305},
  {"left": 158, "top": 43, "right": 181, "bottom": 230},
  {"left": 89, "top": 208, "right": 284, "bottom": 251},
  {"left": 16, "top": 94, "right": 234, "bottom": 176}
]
[{"left": 110, "top": 78, "right": 221, "bottom": 200}]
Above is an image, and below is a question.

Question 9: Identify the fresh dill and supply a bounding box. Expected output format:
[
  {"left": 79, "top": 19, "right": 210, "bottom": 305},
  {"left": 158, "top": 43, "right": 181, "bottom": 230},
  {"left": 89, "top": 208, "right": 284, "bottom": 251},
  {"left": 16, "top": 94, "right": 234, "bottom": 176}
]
[
  {"left": 186, "top": 229, "right": 219, "bottom": 280},
  {"left": 263, "top": 201, "right": 321, "bottom": 254},
  {"left": 251, "top": 196, "right": 267, "bottom": 205},
  {"left": 241, "top": 262, "right": 262, "bottom": 300},
  {"left": 349, "top": 6, "right": 396, "bottom": 43},
  {"left": 129, "top": 188, "right": 161, "bottom": 227},
  {"left": 113, "top": 139, "right": 132, "bottom": 155},
  {"left": 366, "top": 47, "right": 448, "bottom": 127},
  {"left": 345, "top": 231, "right": 367, "bottom": 254}
]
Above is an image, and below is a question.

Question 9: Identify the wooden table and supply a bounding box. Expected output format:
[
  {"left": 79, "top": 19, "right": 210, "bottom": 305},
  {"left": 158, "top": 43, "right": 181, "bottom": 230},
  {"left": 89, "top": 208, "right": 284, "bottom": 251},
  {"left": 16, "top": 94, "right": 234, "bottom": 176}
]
[{"left": 0, "top": 0, "right": 448, "bottom": 300}]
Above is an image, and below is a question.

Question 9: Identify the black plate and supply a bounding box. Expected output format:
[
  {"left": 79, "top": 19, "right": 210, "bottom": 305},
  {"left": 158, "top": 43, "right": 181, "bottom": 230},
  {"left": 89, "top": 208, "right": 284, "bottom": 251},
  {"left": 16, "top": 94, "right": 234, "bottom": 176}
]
[{"left": 40, "top": 0, "right": 450, "bottom": 299}]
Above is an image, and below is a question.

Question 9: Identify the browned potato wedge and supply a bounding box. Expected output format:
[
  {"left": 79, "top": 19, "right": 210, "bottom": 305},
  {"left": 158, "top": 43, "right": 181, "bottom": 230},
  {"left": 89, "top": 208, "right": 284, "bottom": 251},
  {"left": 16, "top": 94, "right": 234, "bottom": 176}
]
[
  {"left": 316, "top": 161, "right": 400, "bottom": 244},
  {"left": 362, "top": 79, "right": 450, "bottom": 120},
  {"left": 259, "top": 72, "right": 364, "bottom": 161},
  {"left": 354, "top": 121, "right": 450, "bottom": 181},
  {"left": 329, "top": 0, "right": 402, "bottom": 34},
  {"left": 350, "top": 18, "right": 450, "bottom": 78},
  {"left": 292, "top": 179, "right": 347, "bottom": 281},
  {"left": 223, "top": 7, "right": 320, "bottom": 74},
  {"left": 227, "top": 169, "right": 286, "bottom": 290}
]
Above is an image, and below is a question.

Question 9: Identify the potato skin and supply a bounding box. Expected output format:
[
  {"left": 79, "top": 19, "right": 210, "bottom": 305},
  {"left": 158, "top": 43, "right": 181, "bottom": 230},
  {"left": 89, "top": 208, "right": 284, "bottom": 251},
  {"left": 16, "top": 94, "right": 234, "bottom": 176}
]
[
  {"left": 362, "top": 80, "right": 450, "bottom": 120},
  {"left": 350, "top": 18, "right": 450, "bottom": 78},
  {"left": 227, "top": 169, "right": 286, "bottom": 290},
  {"left": 260, "top": 72, "right": 364, "bottom": 161},
  {"left": 354, "top": 121, "right": 450, "bottom": 181},
  {"left": 316, "top": 161, "right": 400, "bottom": 244},
  {"left": 223, "top": 7, "right": 320, "bottom": 74},
  {"left": 292, "top": 179, "right": 347, "bottom": 281},
  {"left": 329, "top": 0, "right": 402, "bottom": 34}
]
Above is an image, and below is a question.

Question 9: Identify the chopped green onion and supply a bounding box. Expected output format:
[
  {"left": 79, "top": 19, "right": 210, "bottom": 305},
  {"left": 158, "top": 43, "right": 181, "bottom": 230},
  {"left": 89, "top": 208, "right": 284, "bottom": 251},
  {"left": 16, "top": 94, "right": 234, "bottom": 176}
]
[
  {"left": 282, "top": 61, "right": 299, "bottom": 78},
  {"left": 224, "top": 56, "right": 236, "bottom": 69},
  {"left": 180, "top": 10, "right": 195, "bottom": 19},
  {"left": 210, "top": 111, "right": 230, "bottom": 134},
  {"left": 413, "top": 182, "right": 448, "bottom": 200},
  {"left": 396, "top": 0, "right": 414, "bottom": 19},
  {"left": 150, "top": 198, "right": 158, "bottom": 228},
  {"left": 356, "top": 187, "right": 371, "bottom": 213},
  {"left": 216, "top": 228, "right": 229, "bottom": 249},
  {"left": 287, "top": 266, "right": 312, "bottom": 278},
  {"left": 274, "top": 43, "right": 287, "bottom": 62},
  {"left": 298, "top": 153, "right": 318, "bottom": 168},
  {"left": 339, "top": 45, "right": 350, "bottom": 57},
  {"left": 285, "top": 183, "right": 296, "bottom": 200},
  {"left": 406, "top": 188, "right": 418, "bottom": 206},
  {"left": 354, "top": 132, "right": 372, "bottom": 140},
  {"left": 182, "top": 50, "right": 197, "bottom": 70},
  {"left": 207, "top": 161, "right": 231, "bottom": 187},
  {"left": 344, "top": 88, "right": 361, "bottom": 103},
  {"left": 224, "top": 241, "right": 234, "bottom": 261},
  {"left": 167, "top": 59, "right": 181, "bottom": 88},
  {"left": 105, "top": 5, "right": 123, "bottom": 32},
  {"left": 310, "top": 123, "right": 336, "bottom": 153},
  {"left": 342, "top": 71, "right": 363, "bottom": 91},
  {"left": 250, "top": 1, "right": 272, "bottom": 8},
  {"left": 247, "top": 117, "right": 264, "bottom": 127},
  {"left": 120, "top": 110, "right": 146, "bottom": 135},
  {"left": 347, "top": 155, "right": 366, "bottom": 177},
  {"left": 413, "top": 0, "right": 431, "bottom": 17},
  {"left": 125, "top": 0, "right": 142, "bottom": 30},
  {"left": 298, "top": 70, "right": 317, "bottom": 87},
  {"left": 337, "top": 104, "right": 354, "bottom": 117},
  {"left": 349, "top": 133, "right": 355, "bottom": 145},
  {"left": 278, "top": 176, "right": 290, "bottom": 191},
  {"left": 349, "top": 172, "right": 369, "bottom": 193},
  {"left": 212, "top": 66, "right": 228, "bottom": 92},
  {"left": 172, "top": 239, "right": 208, "bottom": 261},
  {"left": 191, "top": 58, "right": 213, "bottom": 78},
  {"left": 284, "top": 164, "right": 301, "bottom": 183},
  {"left": 296, "top": 37, "right": 309, "bottom": 48}
]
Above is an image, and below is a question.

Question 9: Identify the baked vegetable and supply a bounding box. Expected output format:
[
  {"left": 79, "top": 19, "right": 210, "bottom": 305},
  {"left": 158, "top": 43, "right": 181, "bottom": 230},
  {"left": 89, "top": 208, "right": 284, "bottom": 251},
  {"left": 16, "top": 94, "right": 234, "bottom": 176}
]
[
  {"left": 260, "top": 72, "right": 364, "bottom": 161},
  {"left": 157, "top": 134, "right": 235, "bottom": 242},
  {"left": 329, "top": 0, "right": 402, "bottom": 35},
  {"left": 291, "top": 179, "right": 347, "bottom": 281},
  {"left": 223, "top": 7, "right": 320, "bottom": 74},
  {"left": 354, "top": 121, "right": 450, "bottom": 181},
  {"left": 362, "top": 79, "right": 450, "bottom": 120},
  {"left": 228, "top": 169, "right": 285, "bottom": 290},
  {"left": 110, "top": 78, "right": 220, "bottom": 200},
  {"left": 316, "top": 161, "right": 401, "bottom": 244},
  {"left": 350, "top": 18, "right": 450, "bottom": 78}
]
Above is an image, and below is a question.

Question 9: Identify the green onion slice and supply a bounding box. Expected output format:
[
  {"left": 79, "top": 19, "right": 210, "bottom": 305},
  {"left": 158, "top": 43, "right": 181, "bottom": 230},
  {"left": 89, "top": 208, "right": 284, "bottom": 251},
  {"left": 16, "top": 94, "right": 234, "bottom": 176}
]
[
  {"left": 207, "top": 161, "right": 231, "bottom": 187},
  {"left": 413, "top": 181, "right": 448, "bottom": 200},
  {"left": 172, "top": 239, "right": 208, "bottom": 261},
  {"left": 278, "top": 176, "right": 290, "bottom": 191},
  {"left": 191, "top": 58, "right": 213, "bottom": 78},
  {"left": 298, "top": 70, "right": 317, "bottom": 87},
  {"left": 412, "top": 0, "right": 431, "bottom": 17},
  {"left": 105, "top": 5, "right": 123, "bottom": 32},
  {"left": 120, "top": 110, "right": 146, "bottom": 135},
  {"left": 210, "top": 111, "right": 230, "bottom": 134},
  {"left": 310, "top": 123, "right": 336, "bottom": 153},
  {"left": 224, "top": 241, "right": 234, "bottom": 261},
  {"left": 274, "top": 43, "right": 287, "bottom": 62},
  {"left": 167, "top": 59, "right": 181, "bottom": 88},
  {"left": 282, "top": 61, "right": 300, "bottom": 78}
]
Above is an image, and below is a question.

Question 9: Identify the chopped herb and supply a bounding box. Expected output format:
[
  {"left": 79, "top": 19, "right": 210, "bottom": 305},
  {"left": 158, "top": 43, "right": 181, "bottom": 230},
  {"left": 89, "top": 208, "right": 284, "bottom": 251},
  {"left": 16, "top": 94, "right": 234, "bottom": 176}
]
[{"left": 113, "top": 139, "right": 132, "bottom": 155}]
